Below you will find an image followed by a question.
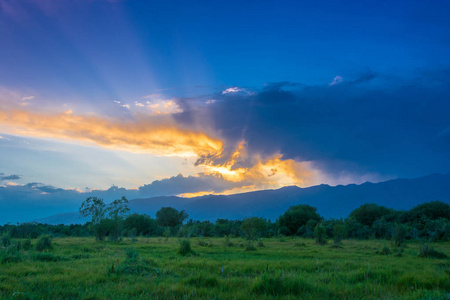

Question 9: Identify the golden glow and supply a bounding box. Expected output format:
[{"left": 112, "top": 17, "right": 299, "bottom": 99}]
[
  {"left": 177, "top": 191, "right": 214, "bottom": 198},
  {"left": 0, "top": 109, "right": 223, "bottom": 157},
  {"left": 198, "top": 141, "right": 319, "bottom": 194}
]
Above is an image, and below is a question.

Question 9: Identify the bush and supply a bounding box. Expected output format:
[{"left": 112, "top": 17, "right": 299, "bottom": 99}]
[
  {"left": 252, "top": 273, "right": 312, "bottom": 296},
  {"left": 392, "top": 224, "right": 408, "bottom": 247},
  {"left": 314, "top": 223, "right": 327, "bottom": 245},
  {"left": 185, "top": 274, "right": 219, "bottom": 288},
  {"left": 418, "top": 244, "right": 448, "bottom": 259},
  {"left": 22, "top": 239, "right": 32, "bottom": 251},
  {"left": 31, "top": 253, "right": 68, "bottom": 262},
  {"left": 198, "top": 240, "right": 209, "bottom": 247},
  {"left": 36, "top": 236, "right": 53, "bottom": 251},
  {"left": 377, "top": 246, "right": 391, "bottom": 255},
  {"left": 1, "top": 234, "right": 11, "bottom": 247},
  {"left": 178, "top": 240, "right": 195, "bottom": 256},
  {"left": 110, "top": 248, "right": 158, "bottom": 276},
  {"left": 0, "top": 253, "right": 22, "bottom": 264},
  {"left": 245, "top": 243, "right": 257, "bottom": 251}
]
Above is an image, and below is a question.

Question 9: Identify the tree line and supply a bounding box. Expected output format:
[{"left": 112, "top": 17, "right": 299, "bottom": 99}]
[{"left": 1, "top": 198, "right": 449, "bottom": 243}]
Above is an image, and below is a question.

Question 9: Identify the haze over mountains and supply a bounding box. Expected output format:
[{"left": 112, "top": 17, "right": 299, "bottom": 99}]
[{"left": 35, "top": 173, "right": 450, "bottom": 225}]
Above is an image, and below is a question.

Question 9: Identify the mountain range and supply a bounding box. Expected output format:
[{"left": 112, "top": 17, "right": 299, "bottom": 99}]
[{"left": 36, "top": 173, "right": 450, "bottom": 225}]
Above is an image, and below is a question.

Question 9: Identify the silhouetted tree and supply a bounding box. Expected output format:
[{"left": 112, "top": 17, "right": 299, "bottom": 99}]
[
  {"left": 278, "top": 204, "right": 321, "bottom": 235},
  {"left": 156, "top": 207, "right": 188, "bottom": 228}
]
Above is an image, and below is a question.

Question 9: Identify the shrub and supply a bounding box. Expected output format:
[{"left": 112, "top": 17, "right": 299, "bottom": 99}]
[
  {"left": 36, "top": 236, "right": 53, "bottom": 251},
  {"left": 245, "top": 243, "right": 257, "bottom": 251},
  {"left": 185, "top": 274, "right": 219, "bottom": 288},
  {"left": 1, "top": 234, "right": 11, "bottom": 247},
  {"left": 31, "top": 253, "right": 68, "bottom": 262},
  {"left": 377, "top": 246, "right": 391, "bottom": 255},
  {"left": 252, "top": 273, "right": 312, "bottom": 296},
  {"left": 0, "top": 253, "right": 22, "bottom": 264},
  {"left": 392, "top": 224, "right": 408, "bottom": 247},
  {"left": 198, "top": 240, "right": 209, "bottom": 247},
  {"left": 314, "top": 223, "right": 327, "bottom": 245},
  {"left": 418, "top": 244, "right": 448, "bottom": 259},
  {"left": 22, "top": 239, "right": 32, "bottom": 251},
  {"left": 110, "top": 248, "right": 158, "bottom": 276},
  {"left": 178, "top": 239, "right": 195, "bottom": 256}
]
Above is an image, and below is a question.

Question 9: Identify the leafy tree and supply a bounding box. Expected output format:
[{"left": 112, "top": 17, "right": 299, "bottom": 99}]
[
  {"left": 107, "top": 196, "right": 130, "bottom": 220},
  {"left": 349, "top": 203, "right": 394, "bottom": 227},
  {"left": 241, "top": 217, "right": 268, "bottom": 240},
  {"left": 124, "top": 214, "right": 158, "bottom": 236},
  {"left": 406, "top": 201, "right": 450, "bottom": 223},
  {"left": 79, "top": 197, "right": 106, "bottom": 225},
  {"left": 278, "top": 205, "right": 321, "bottom": 235},
  {"left": 156, "top": 207, "right": 188, "bottom": 228}
]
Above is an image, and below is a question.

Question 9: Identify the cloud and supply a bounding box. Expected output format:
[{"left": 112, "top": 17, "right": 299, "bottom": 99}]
[
  {"left": 329, "top": 76, "right": 343, "bottom": 86},
  {"left": 174, "top": 68, "right": 450, "bottom": 180},
  {"left": 0, "top": 109, "right": 223, "bottom": 157},
  {"left": 0, "top": 173, "right": 21, "bottom": 181}
]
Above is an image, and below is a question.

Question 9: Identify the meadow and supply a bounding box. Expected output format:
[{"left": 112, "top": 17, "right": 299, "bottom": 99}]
[{"left": 0, "top": 237, "right": 449, "bottom": 299}]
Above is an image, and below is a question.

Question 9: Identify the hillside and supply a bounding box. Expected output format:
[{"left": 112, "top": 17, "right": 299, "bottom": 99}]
[{"left": 37, "top": 173, "right": 450, "bottom": 225}]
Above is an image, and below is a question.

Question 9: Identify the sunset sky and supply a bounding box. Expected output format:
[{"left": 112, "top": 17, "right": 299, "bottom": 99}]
[{"left": 1, "top": 0, "right": 450, "bottom": 212}]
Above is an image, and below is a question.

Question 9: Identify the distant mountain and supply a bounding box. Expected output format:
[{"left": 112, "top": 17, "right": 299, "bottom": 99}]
[{"left": 37, "top": 173, "right": 450, "bottom": 225}]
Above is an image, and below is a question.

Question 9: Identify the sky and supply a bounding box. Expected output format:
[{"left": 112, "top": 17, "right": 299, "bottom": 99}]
[{"left": 1, "top": 0, "right": 450, "bottom": 221}]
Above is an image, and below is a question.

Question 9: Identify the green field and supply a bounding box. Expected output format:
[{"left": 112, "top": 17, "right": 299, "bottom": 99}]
[{"left": 0, "top": 237, "right": 449, "bottom": 299}]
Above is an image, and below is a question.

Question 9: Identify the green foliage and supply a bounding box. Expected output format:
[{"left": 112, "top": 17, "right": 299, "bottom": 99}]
[
  {"left": 31, "top": 253, "right": 68, "bottom": 262},
  {"left": 407, "top": 201, "right": 450, "bottom": 223},
  {"left": 418, "top": 244, "right": 448, "bottom": 259},
  {"left": 178, "top": 239, "right": 194, "bottom": 256},
  {"left": 245, "top": 242, "right": 257, "bottom": 251},
  {"left": 36, "top": 236, "right": 53, "bottom": 251},
  {"left": 314, "top": 223, "right": 327, "bottom": 245},
  {"left": 107, "top": 196, "right": 130, "bottom": 220},
  {"left": 124, "top": 214, "right": 158, "bottom": 236},
  {"left": 79, "top": 196, "right": 106, "bottom": 225},
  {"left": 278, "top": 204, "right": 321, "bottom": 236},
  {"left": 392, "top": 223, "right": 408, "bottom": 247},
  {"left": 333, "top": 221, "right": 345, "bottom": 245},
  {"left": 241, "top": 217, "right": 268, "bottom": 240},
  {"left": 377, "top": 246, "right": 391, "bottom": 255},
  {"left": 349, "top": 203, "right": 395, "bottom": 227},
  {"left": 1, "top": 233, "right": 11, "bottom": 247},
  {"left": 156, "top": 207, "right": 188, "bottom": 228},
  {"left": 22, "top": 239, "right": 32, "bottom": 250},
  {"left": 185, "top": 274, "right": 219, "bottom": 288},
  {"left": 111, "top": 248, "right": 157, "bottom": 276},
  {"left": 252, "top": 273, "right": 313, "bottom": 296}
]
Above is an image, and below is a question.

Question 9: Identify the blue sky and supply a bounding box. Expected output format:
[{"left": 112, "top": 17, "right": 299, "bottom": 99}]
[{"left": 0, "top": 0, "right": 450, "bottom": 222}]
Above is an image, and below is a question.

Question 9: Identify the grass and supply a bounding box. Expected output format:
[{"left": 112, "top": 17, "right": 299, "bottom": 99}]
[{"left": 0, "top": 237, "right": 448, "bottom": 299}]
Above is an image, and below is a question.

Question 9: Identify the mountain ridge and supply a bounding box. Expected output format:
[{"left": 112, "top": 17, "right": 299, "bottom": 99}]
[{"left": 36, "top": 173, "right": 450, "bottom": 225}]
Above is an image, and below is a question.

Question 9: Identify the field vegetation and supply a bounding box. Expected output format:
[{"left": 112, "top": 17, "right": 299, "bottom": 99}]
[{"left": 0, "top": 199, "right": 449, "bottom": 299}]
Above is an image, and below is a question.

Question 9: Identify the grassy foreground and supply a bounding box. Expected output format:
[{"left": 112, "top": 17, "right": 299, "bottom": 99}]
[{"left": 0, "top": 237, "right": 449, "bottom": 299}]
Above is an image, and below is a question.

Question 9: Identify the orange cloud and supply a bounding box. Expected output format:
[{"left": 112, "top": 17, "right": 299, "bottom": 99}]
[{"left": 0, "top": 109, "right": 223, "bottom": 157}]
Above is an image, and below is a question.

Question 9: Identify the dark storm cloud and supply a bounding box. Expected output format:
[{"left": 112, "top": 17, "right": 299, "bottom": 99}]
[
  {"left": 176, "top": 68, "right": 450, "bottom": 178},
  {"left": 138, "top": 173, "right": 245, "bottom": 196},
  {"left": 0, "top": 173, "right": 21, "bottom": 181}
]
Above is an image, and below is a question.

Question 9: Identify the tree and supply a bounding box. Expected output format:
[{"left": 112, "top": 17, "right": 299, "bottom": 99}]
[
  {"left": 79, "top": 197, "right": 106, "bottom": 225},
  {"left": 124, "top": 214, "right": 158, "bottom": 236},
  {"left": 314, "top": 223, "right": 327, "bottom": 245},
  {"left": 156, "top": 207, "right": 188, "bottom": 228},
  {"left": 241, "top": 217, "right": 268, "bottom": 240},
  {"left": 349, "top": 203, "right": 394, "bottom": 227},
  {"left": 406, "top": 201, "right": 450, "bottom": 224},
  {"left": 107, "top": 196, "right": 130, "bottom": 220},
  {"left": 278, "top": 204, "right": 321, "bottom": 235}
]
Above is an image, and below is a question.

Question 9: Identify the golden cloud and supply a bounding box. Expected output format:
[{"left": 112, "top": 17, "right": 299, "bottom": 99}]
[{"left": 0, "top": 109, "right": 223, "bottom": 157}]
